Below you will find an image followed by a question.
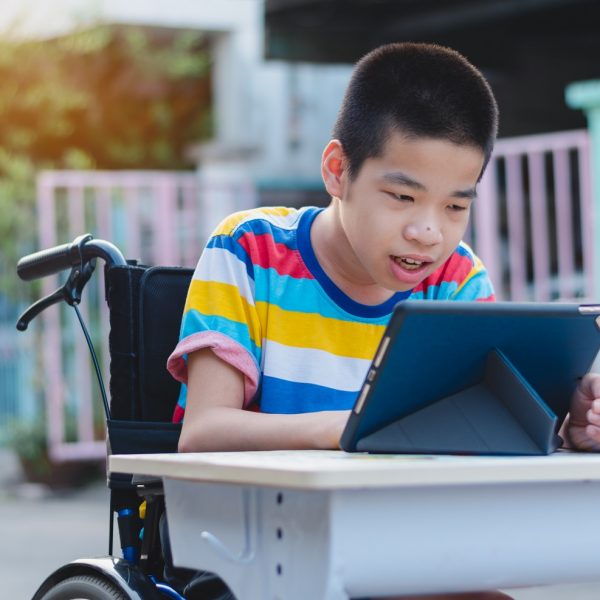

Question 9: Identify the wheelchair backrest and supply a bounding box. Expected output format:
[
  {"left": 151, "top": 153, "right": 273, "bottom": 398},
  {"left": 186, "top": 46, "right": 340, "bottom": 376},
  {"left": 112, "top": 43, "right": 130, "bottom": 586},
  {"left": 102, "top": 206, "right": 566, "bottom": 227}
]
[{"left": 105, "top": 264, "right": 193, "bottom": 423}]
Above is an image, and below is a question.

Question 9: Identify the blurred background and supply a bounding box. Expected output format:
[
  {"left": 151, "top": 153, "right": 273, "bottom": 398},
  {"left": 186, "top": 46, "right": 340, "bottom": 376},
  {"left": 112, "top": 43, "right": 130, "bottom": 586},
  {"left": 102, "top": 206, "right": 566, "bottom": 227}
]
[{"left": 1, "top": 0, "right": 600, "bottom": 597}]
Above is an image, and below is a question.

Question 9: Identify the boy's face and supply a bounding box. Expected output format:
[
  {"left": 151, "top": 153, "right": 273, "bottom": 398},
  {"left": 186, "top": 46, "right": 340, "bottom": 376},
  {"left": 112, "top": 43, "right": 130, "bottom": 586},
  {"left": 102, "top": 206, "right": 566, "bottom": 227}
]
[{"left": 322, "top": 132, "right": 485, "bottom": 293}]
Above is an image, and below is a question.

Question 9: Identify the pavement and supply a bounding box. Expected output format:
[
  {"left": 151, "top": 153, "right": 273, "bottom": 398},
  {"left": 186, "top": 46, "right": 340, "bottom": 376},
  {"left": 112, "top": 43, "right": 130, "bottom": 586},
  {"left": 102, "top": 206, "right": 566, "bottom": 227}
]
[
  {"left": 1, "top": 448, "right": 600, "bottom": 599},
  {"left": 0, "top": 448, "right": 111, "bottom": 599}
]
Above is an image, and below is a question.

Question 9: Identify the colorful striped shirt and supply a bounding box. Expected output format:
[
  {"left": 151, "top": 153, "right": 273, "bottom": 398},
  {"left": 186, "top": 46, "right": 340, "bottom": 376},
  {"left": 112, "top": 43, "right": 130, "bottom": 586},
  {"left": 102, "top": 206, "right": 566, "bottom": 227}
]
[{"left": 167, "top": 206, "right": 494, "bottom": 422}]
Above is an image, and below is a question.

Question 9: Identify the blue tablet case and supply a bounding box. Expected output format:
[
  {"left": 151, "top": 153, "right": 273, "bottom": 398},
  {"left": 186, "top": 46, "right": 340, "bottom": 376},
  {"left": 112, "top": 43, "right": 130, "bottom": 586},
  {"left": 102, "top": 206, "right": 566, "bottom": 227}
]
[{"left": 340, "top": 301, "right": 600, "bottom": 455}]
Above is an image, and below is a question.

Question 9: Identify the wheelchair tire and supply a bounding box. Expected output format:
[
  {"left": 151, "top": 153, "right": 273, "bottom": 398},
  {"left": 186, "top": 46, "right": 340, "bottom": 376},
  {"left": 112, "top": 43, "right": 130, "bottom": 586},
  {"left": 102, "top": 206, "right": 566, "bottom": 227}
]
[{"left": 37, "top": 574, "right": 128, "bottom": 600}]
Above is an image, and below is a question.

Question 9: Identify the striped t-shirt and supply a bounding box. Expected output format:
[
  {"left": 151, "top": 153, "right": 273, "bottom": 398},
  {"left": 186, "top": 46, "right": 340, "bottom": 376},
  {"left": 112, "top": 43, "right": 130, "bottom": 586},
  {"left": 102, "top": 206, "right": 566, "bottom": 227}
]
[{"left": 167, "top": 206, "right": 494, "bottom": 422}]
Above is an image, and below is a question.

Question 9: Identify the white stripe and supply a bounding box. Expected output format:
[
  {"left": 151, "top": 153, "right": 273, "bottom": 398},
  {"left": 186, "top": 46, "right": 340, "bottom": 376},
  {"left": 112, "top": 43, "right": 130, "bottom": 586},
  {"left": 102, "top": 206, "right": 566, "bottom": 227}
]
[
  {"left": 261, "top": 340, "right": 371, "bottom": 392},
  {"left": 193, "top": 246, "right": 255, "bottom": 305},
  {"left": 233, "top": 207, "right": 304, "bottom": 233}
]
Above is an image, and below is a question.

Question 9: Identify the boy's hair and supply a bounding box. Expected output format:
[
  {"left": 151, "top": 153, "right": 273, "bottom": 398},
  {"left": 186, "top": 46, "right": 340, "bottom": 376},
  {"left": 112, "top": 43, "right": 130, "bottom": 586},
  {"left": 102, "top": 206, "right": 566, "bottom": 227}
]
[{"left": 333, "top": 42, "right": 499, "bottom": 180}]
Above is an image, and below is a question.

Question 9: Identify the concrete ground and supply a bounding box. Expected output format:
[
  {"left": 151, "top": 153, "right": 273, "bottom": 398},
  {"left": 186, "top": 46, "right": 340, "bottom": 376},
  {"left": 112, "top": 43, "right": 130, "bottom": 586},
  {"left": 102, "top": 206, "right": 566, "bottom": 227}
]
[
  {"left": 0, "top": 449, "right": 111, "bottom": 599},
  {"left": 1, "top": 448, "right": 600, "bottom": 599}
]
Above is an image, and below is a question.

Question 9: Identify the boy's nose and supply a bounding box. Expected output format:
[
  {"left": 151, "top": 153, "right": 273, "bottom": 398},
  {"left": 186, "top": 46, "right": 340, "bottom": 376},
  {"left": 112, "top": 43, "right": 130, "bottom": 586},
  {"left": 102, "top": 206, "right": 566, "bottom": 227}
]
[{"left": 403, "top": 222, "right": 442, "bottom": 245}]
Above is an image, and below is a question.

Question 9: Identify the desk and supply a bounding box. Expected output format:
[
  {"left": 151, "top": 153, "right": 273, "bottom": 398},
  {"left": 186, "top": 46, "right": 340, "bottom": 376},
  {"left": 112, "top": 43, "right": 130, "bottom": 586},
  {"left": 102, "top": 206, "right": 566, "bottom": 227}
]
[{"left": 110, "top": 450, "right": 600, "bottom": 599}]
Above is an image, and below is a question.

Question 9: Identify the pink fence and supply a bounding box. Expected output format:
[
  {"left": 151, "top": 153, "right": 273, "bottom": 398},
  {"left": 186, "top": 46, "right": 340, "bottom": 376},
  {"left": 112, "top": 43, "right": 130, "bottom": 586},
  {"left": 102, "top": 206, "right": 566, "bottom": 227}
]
[
  {"left": 35, "top": 129, "right": 594, "bottom": 460},
  {"left": 473, "top": 129, "right": 593, "bottom": 301},
  {"left": 36, "top": 171, "right": 255, "bottom": 461}
]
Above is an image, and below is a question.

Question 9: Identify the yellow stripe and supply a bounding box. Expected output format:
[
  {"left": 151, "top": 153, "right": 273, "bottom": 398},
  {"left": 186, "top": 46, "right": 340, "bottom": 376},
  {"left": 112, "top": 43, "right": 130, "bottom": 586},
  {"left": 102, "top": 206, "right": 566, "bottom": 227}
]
[
  {"left": 186, "top": 278, "right": 386, "bottom": 360},
  {"left": 212, "top": 207, "right": 297, "bottom": 237},
  {"left": 185, "top": 280, "right": 262, "bottom": 347},
  {"left": 256, "top": 302, "right": 385, "bottom": 360}
]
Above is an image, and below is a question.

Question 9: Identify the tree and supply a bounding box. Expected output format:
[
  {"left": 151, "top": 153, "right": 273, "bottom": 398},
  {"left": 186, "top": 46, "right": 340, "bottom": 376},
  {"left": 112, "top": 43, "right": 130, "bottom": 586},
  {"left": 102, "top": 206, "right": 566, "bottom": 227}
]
[{"left": 0, "top": 24, "right": 212, "bottom": 301}]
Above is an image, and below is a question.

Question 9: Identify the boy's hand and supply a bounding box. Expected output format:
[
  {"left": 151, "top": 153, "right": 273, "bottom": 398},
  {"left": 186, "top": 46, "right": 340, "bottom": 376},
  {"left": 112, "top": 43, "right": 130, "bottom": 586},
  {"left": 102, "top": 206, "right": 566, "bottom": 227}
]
[{"left": 565, "top": 373, "right": 600, "bottom": 451}]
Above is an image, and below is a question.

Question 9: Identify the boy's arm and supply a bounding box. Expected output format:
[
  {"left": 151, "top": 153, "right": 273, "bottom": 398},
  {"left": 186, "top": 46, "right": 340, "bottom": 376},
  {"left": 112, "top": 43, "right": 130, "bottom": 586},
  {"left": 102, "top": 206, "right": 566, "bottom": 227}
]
[{"left": 178, "top": 348, "right": 350, "bottom": 452}]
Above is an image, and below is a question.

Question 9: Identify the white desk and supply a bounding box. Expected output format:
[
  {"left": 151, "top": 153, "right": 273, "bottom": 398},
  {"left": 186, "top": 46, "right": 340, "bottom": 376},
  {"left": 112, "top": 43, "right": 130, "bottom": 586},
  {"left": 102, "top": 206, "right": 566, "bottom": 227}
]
[{"left": 110, "top": 450, "right": 600, "bottom": 599}]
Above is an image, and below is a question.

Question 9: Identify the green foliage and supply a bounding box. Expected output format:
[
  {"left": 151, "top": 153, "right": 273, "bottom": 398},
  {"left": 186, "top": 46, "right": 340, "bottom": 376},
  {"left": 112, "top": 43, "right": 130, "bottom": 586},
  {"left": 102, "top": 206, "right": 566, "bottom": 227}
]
[
  {"left": 0, "top": 24, "right": 212, "bottom": 302},
  {"left": 7, "top": 413, "right": 80, "bottom": 462},
  {"left": 6, "top": 419, "right": 47, "bottom": 463},
  {"left": 7, "top": 416, "right": 103, "bottom": 486}
]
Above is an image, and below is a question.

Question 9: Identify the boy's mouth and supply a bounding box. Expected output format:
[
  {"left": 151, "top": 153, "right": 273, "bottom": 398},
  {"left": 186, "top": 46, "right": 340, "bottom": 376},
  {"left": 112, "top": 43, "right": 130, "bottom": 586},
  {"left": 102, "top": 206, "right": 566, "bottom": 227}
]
[{"left": 391, "top": 255, "right": 432, "bottom": 271}]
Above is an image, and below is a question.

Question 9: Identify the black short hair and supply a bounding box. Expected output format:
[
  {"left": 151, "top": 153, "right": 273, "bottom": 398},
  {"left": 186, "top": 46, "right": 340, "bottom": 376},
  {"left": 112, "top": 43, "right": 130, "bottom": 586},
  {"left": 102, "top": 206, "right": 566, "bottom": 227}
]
[{"left": 333, "top": 42, "right": 499, "bottom": 180}]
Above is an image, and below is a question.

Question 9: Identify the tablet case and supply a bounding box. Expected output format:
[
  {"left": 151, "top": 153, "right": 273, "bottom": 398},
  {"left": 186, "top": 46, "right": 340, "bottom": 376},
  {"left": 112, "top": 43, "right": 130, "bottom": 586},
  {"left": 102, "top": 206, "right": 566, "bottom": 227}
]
[{"left": 341, "top": 301, "right": 600, "bottom": 456}]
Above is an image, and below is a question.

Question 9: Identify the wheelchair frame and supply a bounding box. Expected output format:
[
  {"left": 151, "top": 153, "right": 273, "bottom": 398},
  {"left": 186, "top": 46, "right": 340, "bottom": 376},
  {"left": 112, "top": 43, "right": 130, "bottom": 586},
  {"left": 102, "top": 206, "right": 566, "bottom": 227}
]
[{"left": 17, "top": 234, "right": 193, "bottom": 600}]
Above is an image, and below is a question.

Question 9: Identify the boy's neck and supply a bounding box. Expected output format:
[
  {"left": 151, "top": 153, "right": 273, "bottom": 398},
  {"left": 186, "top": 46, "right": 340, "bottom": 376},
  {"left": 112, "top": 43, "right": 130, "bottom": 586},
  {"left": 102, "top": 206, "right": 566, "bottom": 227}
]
[{"left": 310, "top": 201, "right": 397, "bottom": 306}]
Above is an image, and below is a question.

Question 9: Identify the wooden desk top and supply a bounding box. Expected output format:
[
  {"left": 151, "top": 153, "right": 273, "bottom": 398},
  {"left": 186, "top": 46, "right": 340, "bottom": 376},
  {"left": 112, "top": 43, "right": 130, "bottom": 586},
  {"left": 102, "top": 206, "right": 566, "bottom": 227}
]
[{"left": 109, "top": 449, "right": 600, "bottom": 490}]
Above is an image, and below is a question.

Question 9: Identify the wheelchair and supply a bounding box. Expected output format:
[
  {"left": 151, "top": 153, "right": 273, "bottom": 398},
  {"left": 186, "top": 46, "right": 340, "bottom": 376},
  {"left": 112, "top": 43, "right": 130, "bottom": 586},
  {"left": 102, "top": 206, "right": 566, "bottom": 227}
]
[{"left": 17, "top": 234, "right": 229, "bottom": 600}]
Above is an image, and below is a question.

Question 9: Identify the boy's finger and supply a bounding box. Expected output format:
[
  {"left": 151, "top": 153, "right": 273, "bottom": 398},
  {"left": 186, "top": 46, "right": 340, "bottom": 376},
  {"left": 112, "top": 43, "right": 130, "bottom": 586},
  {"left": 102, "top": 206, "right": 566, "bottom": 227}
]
[
  {"left": 585, "top": 424, "right": 600, "bottom": 443},
  {"left": 587, "top": 409, "right": 600, "bottom": 425},
  {"left": 583, "top": 373, "right": 600, "bottom": 399}
]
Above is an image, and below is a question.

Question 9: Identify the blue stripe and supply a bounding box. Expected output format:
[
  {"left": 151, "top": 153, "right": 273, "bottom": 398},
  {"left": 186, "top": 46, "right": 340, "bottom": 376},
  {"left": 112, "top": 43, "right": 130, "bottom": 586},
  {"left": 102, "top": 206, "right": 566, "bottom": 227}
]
[
  {"left": 408, "top": 271, "right": 493, "bottom": 301},
  {"left": 296, "top": 207, "right": 412, "bottom": 318},
  {"left": 455, "top": 243, "right": 473, "bottom": 259},
  {"left": 259, "top": 375, "right": 358, "bottom": 413},
  {"left": 180, "top": 310, "right": 262, "bottom": 367},
  {"left": 233, "top": 217, "right": 300, "bottom": 247},
  {"left": 409, "top": 280, "right": 460, "bottom": 300},
  {"left": 253, "top": 266, "right": 392, "bottom": 325},
  {"left": 452, "top": 272, "right": 494, "bottom": 300},
  {"left": 176, "top": 384, "right": 187, "bottom": 409}
]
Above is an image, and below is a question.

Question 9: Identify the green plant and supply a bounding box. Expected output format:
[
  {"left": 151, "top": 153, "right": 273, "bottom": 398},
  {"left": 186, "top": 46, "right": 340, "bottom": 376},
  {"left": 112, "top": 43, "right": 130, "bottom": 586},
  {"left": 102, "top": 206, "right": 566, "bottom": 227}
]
[
  {"left": 6, "top": 419, "right": 47, "bottom": 465},
  {"left": 7, "top": 417, "right": 103, "bottom": 487}
]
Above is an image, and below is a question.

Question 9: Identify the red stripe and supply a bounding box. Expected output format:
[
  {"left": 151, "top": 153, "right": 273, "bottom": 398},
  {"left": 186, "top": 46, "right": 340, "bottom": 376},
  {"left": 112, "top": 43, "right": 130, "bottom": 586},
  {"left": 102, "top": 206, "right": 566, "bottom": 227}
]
[
  {"left": 238, "top": 232, "right": 314, "bottom": 279},
  {"left": 476, "top": 293, "right": 496, "bottom": 302},
  {"left": 421, "top": 252, "right": 474, "bottom": 289},
  {"left": 412, "top": 281, "right": 425, "bottom": 294},
  {"left": 172, "top": 404, "right": 185, "bottom": 424}
]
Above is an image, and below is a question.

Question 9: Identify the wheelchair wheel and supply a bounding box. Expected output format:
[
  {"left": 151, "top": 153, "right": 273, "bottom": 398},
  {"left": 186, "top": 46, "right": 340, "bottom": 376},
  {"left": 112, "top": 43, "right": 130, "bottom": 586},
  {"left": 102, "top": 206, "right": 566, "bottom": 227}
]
[{"left": 37, "top": 574, "right": 128, "bottom": 600}]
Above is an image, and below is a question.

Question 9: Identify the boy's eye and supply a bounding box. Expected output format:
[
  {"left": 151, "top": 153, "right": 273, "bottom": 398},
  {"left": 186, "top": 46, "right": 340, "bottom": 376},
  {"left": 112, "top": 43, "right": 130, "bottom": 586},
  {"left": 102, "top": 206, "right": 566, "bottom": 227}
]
[
  {"left": 448, "top": 204, "right": 469, "bottom": 212},
  {"left": 389, "top": 192, "right": 414, "bottom": 202}
]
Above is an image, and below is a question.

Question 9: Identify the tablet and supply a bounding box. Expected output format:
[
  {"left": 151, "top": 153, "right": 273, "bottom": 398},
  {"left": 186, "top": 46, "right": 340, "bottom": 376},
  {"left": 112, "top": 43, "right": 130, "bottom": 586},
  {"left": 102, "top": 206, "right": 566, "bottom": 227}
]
[{"left": 340, "top": 301, "right": 600, "bottom": 455}]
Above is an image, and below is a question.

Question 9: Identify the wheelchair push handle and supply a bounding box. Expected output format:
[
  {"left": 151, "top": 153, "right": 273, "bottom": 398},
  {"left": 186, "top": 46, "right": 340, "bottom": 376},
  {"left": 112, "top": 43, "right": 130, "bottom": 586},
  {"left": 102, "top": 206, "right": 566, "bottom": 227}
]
[
  {"left": 16, "top": 234, "right": 128, "bottom": 421},
  {"left": 17, "top": 233, "right": 127, "bottom": 281},
  {"left": 16, "top": 241, "right": 72, "bottom": 281},
  {"left": 16, "top": 234, "right": 127, "bottom": 332}
]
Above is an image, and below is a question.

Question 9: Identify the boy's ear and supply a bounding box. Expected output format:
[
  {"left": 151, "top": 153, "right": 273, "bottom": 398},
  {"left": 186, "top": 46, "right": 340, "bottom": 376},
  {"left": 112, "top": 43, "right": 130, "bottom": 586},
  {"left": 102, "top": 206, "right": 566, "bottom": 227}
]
[{"left": 321, "top": 140, "right": 346, "bottom": 198}]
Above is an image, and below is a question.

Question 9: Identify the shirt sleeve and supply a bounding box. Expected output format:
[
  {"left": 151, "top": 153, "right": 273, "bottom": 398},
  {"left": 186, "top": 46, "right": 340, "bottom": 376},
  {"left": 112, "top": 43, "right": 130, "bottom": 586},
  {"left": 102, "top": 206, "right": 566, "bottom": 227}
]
[
  {"left": 166, "top": 215, "right": 262, "bottom": 418},
  {"left": 414, "top": 241, "right": 495, "bottom": 301},
  {"left": 449, "top": 243, "right": 495, "bottom": 302}
]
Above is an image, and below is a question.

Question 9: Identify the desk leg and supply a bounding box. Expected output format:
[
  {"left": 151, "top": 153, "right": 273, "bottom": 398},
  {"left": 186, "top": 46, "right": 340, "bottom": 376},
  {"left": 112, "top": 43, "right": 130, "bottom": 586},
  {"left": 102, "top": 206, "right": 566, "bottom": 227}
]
[{"left": 163, "top": 479, "right": 348, "bottom": 600}]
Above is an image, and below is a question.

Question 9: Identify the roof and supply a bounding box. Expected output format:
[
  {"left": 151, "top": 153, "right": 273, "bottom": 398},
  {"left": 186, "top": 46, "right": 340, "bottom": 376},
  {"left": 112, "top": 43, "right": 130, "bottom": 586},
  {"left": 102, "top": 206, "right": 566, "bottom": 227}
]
[
  {"left": 264, "top": 0, "right": 600, "bottom": 136},
  {"left": 265, "top": 0, "right": 600, "bottom": 64}
]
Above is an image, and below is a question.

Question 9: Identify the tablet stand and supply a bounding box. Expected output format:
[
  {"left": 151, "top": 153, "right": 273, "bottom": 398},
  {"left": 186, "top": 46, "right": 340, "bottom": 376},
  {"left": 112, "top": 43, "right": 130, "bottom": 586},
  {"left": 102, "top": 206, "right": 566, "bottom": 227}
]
[{"left": 356, "top": 349, "right": 561, "bottom": 455}]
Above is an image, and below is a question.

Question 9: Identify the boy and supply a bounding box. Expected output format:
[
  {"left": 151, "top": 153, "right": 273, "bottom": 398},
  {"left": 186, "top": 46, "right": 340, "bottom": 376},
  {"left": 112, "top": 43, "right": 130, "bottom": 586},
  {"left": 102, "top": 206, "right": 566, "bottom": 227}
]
[
  {"left": 167, "top": 43, "right": 600, "bottom": 599},
  {"left": 168, "top": 41, "right": 600, "bottom": 454}
]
